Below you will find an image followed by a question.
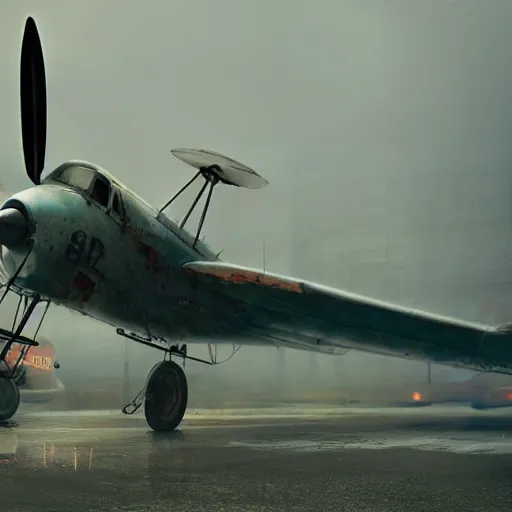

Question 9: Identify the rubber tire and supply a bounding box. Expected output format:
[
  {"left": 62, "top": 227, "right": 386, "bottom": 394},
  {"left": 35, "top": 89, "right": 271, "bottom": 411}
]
[
  {"left": 0, "top": 378, "right": 20, "bottom": 421},
  {"left": 144, "top": 360, "right": 188, "bottom": 432}
]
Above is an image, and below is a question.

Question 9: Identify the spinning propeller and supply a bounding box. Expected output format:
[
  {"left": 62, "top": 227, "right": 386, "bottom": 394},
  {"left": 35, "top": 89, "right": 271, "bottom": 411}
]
[{"left": 0, "top": 17, "right": 46, "bottom": 248}]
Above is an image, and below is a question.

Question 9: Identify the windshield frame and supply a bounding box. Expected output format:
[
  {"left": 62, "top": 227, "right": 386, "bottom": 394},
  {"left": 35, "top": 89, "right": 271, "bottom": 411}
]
[{"left": 44, "top": 163, "right": 113, "bottom": 209}]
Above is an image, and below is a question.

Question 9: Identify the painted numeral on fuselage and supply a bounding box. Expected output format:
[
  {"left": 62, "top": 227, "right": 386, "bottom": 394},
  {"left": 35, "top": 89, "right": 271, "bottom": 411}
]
[
  {"left": 66, "top": 230, "right": 105, "bottom": 269},
  {"left": 87, "top": 237, "right": 105, "bottom": 268},
  {"left": 65, "top": 230, "right": 87, "bottom": 263}
]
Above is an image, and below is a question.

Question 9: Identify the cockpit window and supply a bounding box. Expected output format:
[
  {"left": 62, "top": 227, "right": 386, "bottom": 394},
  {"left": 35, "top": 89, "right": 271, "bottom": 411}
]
[
  {"left": 112, "top": 193, "right": 121, "bottom": 216},
  {"left": 90, "top": 177, "right": 111, "bottom": 208},
  {"left": 111, "top": 190, "right": 125, "bottom": 221},
  {"left": 46, "top": 164, "right": 114, "bottom": 209},
  {"left": 53, "top": 166, "right": 95, "bottom": 191}
]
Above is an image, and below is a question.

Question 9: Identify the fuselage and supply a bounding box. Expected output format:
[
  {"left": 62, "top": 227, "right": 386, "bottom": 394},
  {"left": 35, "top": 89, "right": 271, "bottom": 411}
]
[
  {"left": 0, "top": 161, "right": 355, "bottom": 355},
  {"left": 1, "top": 160, "right": 512, "bottom": 373},
  {"left": 0, "top": 161, "right": 237, "bottom": 342}
]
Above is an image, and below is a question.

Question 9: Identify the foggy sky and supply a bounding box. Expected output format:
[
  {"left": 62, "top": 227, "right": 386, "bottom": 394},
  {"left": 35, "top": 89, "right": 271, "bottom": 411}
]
[{"left": 1, "top": 1, "right": 512, "bottom": 384}]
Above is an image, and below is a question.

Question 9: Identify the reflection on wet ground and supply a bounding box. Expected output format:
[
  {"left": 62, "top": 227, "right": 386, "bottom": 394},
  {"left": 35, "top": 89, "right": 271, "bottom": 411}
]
[{"left": 0, "top": 406, "right": 511, "bottom": 511}]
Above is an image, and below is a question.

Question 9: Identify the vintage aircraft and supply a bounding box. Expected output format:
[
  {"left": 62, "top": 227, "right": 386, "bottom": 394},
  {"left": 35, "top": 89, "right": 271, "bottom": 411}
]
[{"left": 0, "top": 16, "right": 512, "bottom": 431}]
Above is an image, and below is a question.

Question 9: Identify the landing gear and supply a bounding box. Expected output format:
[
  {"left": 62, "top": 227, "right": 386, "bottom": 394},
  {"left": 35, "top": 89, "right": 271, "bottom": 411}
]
[
  {"left": 0, "top": 269, "right": 51, "bottom": 424},
  {"left": 117, "top": 328, "right": 240, "bottom": 433},
  {"left": 118, "top": 329, "right": 218, "bottom": 432},
  {"left": 0, "top": 378, "right": 20, "bottom": 421},
  {"left": 144, "top": 361, "right": 188, "bottom": 432}
]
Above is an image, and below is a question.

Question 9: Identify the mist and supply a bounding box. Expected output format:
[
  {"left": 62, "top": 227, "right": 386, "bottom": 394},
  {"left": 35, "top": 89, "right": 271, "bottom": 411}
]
[{"left": 1, "top": 1, "right": 512, "bottom": 408}]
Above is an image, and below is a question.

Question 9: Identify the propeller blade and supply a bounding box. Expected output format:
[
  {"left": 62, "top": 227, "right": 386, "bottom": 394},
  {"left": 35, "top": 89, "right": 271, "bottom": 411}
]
[{"left": 20, "top": 17, "right": 47, "bottom": 185}]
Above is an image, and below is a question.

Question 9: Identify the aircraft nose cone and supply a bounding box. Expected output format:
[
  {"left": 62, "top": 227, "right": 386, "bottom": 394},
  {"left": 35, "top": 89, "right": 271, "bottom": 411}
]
[{"left": 0, "top": 208, "right": 28, "bottom": 247}]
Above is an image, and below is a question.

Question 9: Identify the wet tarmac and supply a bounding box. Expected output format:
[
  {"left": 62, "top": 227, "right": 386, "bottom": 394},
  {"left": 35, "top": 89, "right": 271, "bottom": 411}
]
[{"left": 0, "top": 405, "right": 511, "bottom": 511}]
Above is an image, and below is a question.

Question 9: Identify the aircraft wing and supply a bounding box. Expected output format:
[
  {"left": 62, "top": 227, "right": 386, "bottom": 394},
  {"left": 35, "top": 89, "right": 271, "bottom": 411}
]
[{"left": 183, "top": 261, "right": 511, "bottom": 370}]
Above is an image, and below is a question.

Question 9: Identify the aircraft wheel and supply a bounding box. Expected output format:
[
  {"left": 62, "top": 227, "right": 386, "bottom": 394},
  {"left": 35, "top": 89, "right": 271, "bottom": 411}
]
[
  {"left": 0, "top": 378, "right": 20, "bottom": 421},
  {"left": 144, "top": 360, "right": 188, "bottom": 432}
]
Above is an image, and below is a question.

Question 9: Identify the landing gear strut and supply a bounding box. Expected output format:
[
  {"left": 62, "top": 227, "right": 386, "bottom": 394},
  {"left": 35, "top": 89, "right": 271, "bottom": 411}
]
[
  {"left": 118, "top": 327, "right": 241, "bottom": 431},
  {"left": 0, "top": 289, "right": 49, "bottom": 422},
  {"left": 0, "top": 246, "right": 51, "bottom": 422},
  {"left": 118, "top": 329, "right": 213, "bottom": 432}
]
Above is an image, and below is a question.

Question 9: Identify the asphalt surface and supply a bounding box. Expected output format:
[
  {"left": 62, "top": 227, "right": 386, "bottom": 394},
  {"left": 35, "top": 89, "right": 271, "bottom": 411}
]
[{"left": 0, "top": 405, "right": 511, "bottom": 512}]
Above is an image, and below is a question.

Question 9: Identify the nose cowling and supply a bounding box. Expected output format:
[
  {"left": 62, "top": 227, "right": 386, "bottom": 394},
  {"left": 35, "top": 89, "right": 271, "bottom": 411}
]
[{"left": 0, "top": 208, "right": 29, "bottom": 247}]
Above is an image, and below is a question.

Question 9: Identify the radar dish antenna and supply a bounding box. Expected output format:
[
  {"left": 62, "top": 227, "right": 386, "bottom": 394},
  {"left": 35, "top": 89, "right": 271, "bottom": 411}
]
[{"left": 158, "top": 149, "right": 268, "bottom": 249}]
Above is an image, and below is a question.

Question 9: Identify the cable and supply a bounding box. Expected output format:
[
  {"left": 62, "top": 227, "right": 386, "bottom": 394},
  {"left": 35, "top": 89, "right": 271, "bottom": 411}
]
[{"left": 207, "top": 342, "right": 242, "bottom": 365}]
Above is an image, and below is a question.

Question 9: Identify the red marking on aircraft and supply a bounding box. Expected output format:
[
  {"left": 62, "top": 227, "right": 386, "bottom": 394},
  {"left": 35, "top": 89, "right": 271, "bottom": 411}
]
[{"left": 189, "top": 266, "right": 304, "bottom": 294}]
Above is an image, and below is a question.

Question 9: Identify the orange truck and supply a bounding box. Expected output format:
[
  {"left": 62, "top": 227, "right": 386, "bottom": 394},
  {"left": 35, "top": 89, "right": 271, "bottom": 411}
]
[{"left": 1, "top": 336, "right": 64, "bottom": 403}]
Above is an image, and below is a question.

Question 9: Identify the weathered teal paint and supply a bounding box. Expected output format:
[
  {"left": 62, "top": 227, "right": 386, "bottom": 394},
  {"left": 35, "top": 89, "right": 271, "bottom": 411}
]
[{"left": 1, "top": 160, "right": 512, "bottom": 375}]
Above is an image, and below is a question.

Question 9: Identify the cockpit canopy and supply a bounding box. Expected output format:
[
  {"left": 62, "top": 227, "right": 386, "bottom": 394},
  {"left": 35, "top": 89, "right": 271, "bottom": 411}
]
[{"left": 43, "top": 162, "right": 124, "bottom": 219}]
